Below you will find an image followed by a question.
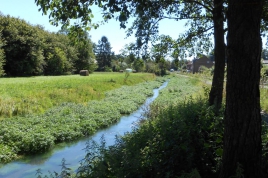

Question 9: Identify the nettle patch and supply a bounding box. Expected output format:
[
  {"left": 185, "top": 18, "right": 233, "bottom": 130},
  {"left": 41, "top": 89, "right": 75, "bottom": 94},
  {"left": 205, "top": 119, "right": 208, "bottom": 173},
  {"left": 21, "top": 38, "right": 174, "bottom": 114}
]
[{"left": 0, "top": 78, "right": 165, "bottom": 163}]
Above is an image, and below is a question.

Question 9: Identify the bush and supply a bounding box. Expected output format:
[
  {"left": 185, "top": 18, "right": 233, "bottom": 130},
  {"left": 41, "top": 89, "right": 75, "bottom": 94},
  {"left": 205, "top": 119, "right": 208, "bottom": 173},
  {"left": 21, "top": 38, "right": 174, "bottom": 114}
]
[
  {"left": 0, "top": 144, "right": 17, "bottom": 163},
  {"left": 75, "top": 98, "right": 224, "bottom": 178}
]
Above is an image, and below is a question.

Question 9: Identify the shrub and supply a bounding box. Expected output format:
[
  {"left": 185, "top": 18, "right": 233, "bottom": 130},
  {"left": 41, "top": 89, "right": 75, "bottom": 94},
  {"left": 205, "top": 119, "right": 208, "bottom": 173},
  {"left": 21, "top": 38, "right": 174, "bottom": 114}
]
[
  {"left": 75, "top": 98, "right": 224, "bottom": 178},
  {"left": 0, "top": 144, "right": 17, "bottom": 163}
]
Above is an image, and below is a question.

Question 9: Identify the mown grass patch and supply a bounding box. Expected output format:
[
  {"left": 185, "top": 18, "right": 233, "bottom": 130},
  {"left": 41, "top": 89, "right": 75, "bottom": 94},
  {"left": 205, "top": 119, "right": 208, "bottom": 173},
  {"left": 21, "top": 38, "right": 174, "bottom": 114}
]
[{"left": 0, "top": 72, "right": 156, "bottom": 118}]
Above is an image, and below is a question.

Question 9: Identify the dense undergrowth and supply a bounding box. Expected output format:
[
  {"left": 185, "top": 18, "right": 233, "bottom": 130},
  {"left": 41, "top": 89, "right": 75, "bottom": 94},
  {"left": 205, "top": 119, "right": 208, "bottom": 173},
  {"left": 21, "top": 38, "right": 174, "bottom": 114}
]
[
  {"left": 74, "top": 99, "right": 223, "bottom": 178},
  {"left": 0, "top": 75, "right": 163, "bottom": 163},
  {"left": 36, "top": 74, "right": 268, "bottom": 178}
]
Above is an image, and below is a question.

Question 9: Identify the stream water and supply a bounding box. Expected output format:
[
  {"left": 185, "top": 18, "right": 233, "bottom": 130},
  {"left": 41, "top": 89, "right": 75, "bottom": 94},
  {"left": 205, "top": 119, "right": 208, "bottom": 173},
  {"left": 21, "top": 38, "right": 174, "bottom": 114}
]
[{"left": 0, "top": 81, "right": 168, "bottom": 178}]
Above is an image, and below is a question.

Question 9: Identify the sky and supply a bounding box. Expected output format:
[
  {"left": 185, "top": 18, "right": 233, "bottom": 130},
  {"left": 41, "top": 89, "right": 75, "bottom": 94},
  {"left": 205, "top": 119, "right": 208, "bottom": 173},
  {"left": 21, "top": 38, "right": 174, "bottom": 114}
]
[{"left": 0, "top": 0, "right": 188, "bottom": 55}]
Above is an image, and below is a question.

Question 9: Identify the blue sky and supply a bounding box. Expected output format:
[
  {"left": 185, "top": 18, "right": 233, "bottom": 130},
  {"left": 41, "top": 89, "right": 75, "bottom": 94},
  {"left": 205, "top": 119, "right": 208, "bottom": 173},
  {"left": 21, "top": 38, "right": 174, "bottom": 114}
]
[{"left": 1, "top": 0, "right": 187, "bottom": 54}]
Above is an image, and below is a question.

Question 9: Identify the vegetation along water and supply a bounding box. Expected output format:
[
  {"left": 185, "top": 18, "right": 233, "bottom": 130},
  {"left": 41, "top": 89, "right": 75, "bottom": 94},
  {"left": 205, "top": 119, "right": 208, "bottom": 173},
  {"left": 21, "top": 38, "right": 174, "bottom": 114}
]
[
  {"left": 0, "top": 73, "right": 202, "bottom": 177},
  {"left": 1, "top": 72, "right": 268, "bottom": 177},
  {"left": 0, "top": 72, "right": 158, "bottom": 162}
]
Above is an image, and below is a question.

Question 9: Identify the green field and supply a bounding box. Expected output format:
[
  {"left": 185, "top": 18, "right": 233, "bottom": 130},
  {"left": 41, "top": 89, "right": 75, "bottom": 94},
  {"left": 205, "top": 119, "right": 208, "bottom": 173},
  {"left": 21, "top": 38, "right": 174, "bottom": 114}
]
[
  {"left": 0, "top": 72, "right": 156, "bottom": 118},
  {"left": 0, "top": 72, "right": 164, "bottom": 163}
]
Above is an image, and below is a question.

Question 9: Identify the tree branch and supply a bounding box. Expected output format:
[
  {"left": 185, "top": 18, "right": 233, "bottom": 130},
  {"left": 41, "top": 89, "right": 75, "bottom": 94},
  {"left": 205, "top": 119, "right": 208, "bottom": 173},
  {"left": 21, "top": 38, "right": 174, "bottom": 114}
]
[
  {"left": 172, "top": 0, "right": 213, "bottom": 13},
  {"left": 161, "top": 15, "right": 213, "bottom": 20}
]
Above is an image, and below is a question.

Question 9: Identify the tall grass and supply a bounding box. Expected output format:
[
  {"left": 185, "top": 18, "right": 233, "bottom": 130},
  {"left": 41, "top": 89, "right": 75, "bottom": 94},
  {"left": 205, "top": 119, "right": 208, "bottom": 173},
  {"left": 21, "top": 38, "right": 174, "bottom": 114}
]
[
  {"left": 0, "top": 73, "right": 156, "bottom": 118},
  {"left": 261, "top": 88, "right": 268, "bottom": 112}
]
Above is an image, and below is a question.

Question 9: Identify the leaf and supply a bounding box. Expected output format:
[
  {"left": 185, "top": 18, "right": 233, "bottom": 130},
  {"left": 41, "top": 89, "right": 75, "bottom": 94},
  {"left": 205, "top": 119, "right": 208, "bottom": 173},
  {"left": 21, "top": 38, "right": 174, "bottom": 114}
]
[
  {"left": 216, "top": 137, "right": 222, "bottom": 143},
  {"left": 215, "top": 148, "right": 223, "bottom": 156}
]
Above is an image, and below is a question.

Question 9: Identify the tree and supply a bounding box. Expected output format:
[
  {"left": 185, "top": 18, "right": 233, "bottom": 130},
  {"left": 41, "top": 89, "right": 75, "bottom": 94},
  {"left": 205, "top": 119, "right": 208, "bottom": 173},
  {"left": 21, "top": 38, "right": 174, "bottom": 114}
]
[
  {"left": 35, "top": 1, "right": 226, "bottom": 108},
  {"left": 0, "top": 31, "right": 5, "bottom": 76},
  {"left": 132, "top": 58, "right": 144, "bottom": 72},
  {"left": 66, "top": 30, "right": 97, "bottom": 73},
  {"left": 208, "top": 0, "right": 225, "bottom": 111},
  {"left": 220, "top": 0, "right": 264, "bottom": 177},
  {"left": 94, "top": 36, "right": 114, "bottom": 71},
  {"left": 0, "top": 15, "right": 45, "bottom": 76},
  {"left": 35, "top": 0, "right": 267, "bottom": 177},
  {"left": 112, "top": 0, "right": 226, "bottom": 110},
  {"left": 41, "top": 31, "right": 77, "bottom": 75}
]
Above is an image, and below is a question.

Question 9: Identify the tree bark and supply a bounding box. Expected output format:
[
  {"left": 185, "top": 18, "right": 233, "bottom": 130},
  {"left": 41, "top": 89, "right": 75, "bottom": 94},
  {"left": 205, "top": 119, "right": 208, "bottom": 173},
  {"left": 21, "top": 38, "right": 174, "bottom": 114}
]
[
  {"left": 220, "top": 0, "right": 263, "bottom": 177},
  {"left": 208, "top": 0, "right": 226, "bottom": 112}
]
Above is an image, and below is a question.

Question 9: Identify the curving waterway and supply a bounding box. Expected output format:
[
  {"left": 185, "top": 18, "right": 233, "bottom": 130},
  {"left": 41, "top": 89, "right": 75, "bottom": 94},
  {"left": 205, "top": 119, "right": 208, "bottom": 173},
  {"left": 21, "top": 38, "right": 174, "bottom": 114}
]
[{"left": 0, "top": 81, "right": 168, "bottom": 178}]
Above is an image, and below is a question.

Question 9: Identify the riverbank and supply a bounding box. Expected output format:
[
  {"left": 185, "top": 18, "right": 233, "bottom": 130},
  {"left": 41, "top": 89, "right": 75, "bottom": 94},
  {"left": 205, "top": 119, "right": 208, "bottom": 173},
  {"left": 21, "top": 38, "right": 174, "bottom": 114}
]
[
  {"left": 0, "top": 74, "right": 163, "bottom": 163},
  {"left": 0, "top": 79, "right": 169, "bottom": 178}
]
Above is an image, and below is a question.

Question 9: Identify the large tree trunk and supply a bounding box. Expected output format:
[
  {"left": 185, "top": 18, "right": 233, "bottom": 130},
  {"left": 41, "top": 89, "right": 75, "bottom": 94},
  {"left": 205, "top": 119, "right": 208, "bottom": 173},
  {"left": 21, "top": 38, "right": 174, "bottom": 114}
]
[
  {"left": 220, "top": 0, "right": 263, "bottom": 177},
  {"left": 208, "top": 0, "right": 226, "bottom": 111}
]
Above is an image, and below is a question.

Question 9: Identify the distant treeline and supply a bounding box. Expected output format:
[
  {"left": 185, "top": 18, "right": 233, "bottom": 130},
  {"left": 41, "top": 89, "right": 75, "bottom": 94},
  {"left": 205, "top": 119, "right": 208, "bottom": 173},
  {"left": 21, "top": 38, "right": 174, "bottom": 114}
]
[{"left": 0, "top": 13, "right": 97, "bottom": 77}]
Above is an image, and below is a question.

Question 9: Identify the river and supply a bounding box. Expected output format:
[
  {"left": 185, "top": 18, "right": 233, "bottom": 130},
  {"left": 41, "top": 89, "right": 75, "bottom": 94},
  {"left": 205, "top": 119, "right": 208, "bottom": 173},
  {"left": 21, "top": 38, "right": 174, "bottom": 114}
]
[{"left": 0, "top": 81, "right": 168, "bottom": 178}]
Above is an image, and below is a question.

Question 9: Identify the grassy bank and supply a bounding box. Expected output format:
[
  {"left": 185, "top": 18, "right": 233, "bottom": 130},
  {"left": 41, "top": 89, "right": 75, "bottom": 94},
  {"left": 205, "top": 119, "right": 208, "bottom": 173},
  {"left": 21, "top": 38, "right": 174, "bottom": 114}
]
[
  {"left": 38, "top": 75, "right": 216, "bottom": 178},
  {"left": 0, "top": 74, "right": 164, "bottom": 163},
  {"left": 0, "top": 72, "right": 156, "bottom": 118},
  {"left": 69, "top": 74, "right": 268, "bottom": 178}
]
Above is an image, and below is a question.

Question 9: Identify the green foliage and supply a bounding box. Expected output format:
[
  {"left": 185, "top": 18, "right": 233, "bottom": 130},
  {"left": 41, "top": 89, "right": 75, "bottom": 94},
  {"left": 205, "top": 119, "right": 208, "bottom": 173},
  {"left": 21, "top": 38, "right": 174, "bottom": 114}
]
[
  {"left": 0, "top": 144, "right": 17, "bottom": 163},
  {"left": 124, "top": 71, "right": 130, "bottom": 83},
  {"left": 0, "top": 75, "right": 163, "bottom": 162},
  {"left": 0, "top": 14, "right": 96, "bottom": 76},
  {"left": 151, "top": 76, "right": 203, "bottom": 109},
  {"left": 178, "top": 169, "right": 201, "bottom": 178},
  {"left": 0, "top": 31, "right": 5, "bottom": 76},
  {"left": 260, "top": 61, "right": 268, "bottom": 112},
  {"left": 261, "top": 88, "right": 268, "bottom": 112},
  {"left": 145, "top": 60, "right": 160, "bottom": 75},
  {"left": 94, "top": 36, "right": 114, "bottom": 71},
  {"left": 262, "top": 120, "right": 268, "bottom": 175},
  {"left": 72, "top": 76, "right": 223, "bottom": 178},
  {"left": 261, "top": 60, "right": 268, "bottom": 86},
  {"left": 64, "top": 29, "right": 97, "bottom": 74},
  {"left": 230, "top": 163, "right": 244, "bottom": 178},
  {"left": 0, "top": 14, "right": 45, "bottom": 76},
  {"left": 34, "top": 75, "right": 268, "bottom": 177},
  {"left": 133, "top": 58, "right": 145, "bottom": 72},
  {"left": 0, "top": 73, "right": 156, "bottom": 118},
  {"left": 45, "top": 47, "right": 73, "bottom": 75}
]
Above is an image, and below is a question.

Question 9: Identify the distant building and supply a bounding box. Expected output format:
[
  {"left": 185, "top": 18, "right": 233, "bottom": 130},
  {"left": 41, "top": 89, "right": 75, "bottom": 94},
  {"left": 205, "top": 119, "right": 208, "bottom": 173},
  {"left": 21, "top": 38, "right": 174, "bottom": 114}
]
[{"left": 191, "top": 56, "right": 214, "bottom": 73}]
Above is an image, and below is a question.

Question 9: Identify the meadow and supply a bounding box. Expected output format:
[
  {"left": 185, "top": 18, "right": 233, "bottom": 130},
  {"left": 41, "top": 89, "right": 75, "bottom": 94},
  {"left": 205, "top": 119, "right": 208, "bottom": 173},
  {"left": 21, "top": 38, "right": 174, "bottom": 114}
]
[
  {"left": 0, "top": 72, "right": 156, "bottom": 118},
  {"left": 0, "top": 72, "right": 164, "bottom": 163}
]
